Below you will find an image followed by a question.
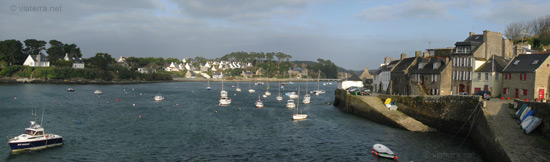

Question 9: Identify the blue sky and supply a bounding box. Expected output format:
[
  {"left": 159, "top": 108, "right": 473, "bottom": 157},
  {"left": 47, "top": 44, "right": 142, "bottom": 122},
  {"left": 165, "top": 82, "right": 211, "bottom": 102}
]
[{"left": 1, "top": 0, "right": 550, "bottom": 70}]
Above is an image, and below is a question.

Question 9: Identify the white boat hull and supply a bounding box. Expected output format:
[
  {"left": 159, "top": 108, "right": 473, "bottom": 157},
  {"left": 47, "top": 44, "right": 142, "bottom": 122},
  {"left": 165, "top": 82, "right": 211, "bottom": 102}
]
[{"left": 292, "top": 114, "right": 308, "bottom": 120}]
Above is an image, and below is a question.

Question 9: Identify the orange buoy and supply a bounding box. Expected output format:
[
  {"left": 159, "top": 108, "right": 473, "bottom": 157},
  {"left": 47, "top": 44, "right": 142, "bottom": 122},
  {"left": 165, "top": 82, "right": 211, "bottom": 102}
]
[{"left": 139, "top": 116, "right": 141, "bottom": 118}]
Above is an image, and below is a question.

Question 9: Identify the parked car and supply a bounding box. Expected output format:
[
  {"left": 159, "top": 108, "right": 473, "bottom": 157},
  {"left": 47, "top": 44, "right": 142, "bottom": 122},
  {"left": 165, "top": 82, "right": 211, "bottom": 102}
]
[
  {"left": 458, "top": 92, "right": 469, "bottom": 95},
  {"left": 474, "top": 91, "right": 491, "bottom": 100}
]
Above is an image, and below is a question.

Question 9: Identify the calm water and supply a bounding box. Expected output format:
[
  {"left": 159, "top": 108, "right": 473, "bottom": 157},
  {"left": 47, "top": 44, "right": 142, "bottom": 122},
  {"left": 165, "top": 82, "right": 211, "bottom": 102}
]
[{"left": 0, "top": 82, "right": 482, "bottom": 161}]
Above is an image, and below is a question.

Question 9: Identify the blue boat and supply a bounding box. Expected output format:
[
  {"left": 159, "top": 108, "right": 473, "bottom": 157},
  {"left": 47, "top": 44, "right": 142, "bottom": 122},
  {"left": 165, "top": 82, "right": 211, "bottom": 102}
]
[{"left": 8, "top": 121, "right": 63, "bottom": 153}]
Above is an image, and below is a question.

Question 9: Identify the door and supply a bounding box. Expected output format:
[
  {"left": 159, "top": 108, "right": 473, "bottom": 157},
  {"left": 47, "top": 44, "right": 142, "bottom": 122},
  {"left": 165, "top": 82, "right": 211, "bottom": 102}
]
[
  {"left": 540, "top": 89, "right": 545, "bottom": 100},
  {"left": 484, "top": 85, "right": 488, "bottom": 91},
  {"left": 515, "top": 89, "right": 519, "bottom": 98},
  {"left": 459, "top": 84, "right": 465, "bottom": 93}
]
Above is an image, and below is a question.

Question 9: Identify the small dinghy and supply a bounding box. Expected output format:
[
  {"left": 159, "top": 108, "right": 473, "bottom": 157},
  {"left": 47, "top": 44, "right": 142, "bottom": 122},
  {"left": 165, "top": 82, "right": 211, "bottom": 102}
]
[
  {"left": 372, "top": 144, "right": 398, "bottom": 160},
  {"left": 94, "top": 90, "right": 103, "bottom": 95}
]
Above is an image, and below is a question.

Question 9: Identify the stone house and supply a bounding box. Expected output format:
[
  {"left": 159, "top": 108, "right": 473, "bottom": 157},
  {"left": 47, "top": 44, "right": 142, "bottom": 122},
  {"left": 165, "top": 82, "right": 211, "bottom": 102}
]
[
  {"left": 23, "top": 54, "right": 50, "bottom": 67},
  {"left": 501, "top": 53, "right": 550, "bottom": 101},
  {"left": 409, "top": 57, "right": 452, "bottom": 95},
  {"left": 373, "top": 59, "right": 399, "bottom": 93},
  {"left": 390, "top": 53, "right": 419, "bottom": 95},
  {"left": 450, "top": 30, "right": 514, "bottom": 95},
  {"left": 472, "top": 55, "right": 509, "bottom": 97}
]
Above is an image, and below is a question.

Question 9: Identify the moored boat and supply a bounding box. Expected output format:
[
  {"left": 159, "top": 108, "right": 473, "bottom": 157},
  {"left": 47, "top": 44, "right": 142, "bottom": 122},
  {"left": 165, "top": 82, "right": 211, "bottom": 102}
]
[
  {"left": 154, "top": 95, "right": 165, "bottom": 101},
  {"left": 286, "top": 100, "right": 296, "bottom": 108},
  {"left": 8, "top": 121, "right": 63, "bottom": 153},
  {"left": 371, "top": 144, "right": 398, "bottom": 159},
  {"left": 94, "top": 90, "right": 103, "bottom": 95},
  {"left": 67, "top": 88, "right": 75, "bottom": 92},
  {"left": 255, "top": 96, "right": 264, "bottom": 108}
]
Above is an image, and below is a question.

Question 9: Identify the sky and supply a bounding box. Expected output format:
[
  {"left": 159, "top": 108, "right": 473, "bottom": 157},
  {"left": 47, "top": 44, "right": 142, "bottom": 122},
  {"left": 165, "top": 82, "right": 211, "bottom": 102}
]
[{"left": 2, "top": 0, "right": 550, "bottom": 70}]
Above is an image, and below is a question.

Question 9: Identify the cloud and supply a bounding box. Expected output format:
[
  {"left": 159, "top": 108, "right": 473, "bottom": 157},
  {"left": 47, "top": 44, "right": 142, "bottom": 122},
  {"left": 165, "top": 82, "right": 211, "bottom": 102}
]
[
  {"left": 472, "top": 0, "right": 550, "bottom": 24},
  {"left": 172, "top": 0, "right": 311, "bottom": 21},
  {"left": 358, "top": 0, "right": 451, "bottom": 21}
]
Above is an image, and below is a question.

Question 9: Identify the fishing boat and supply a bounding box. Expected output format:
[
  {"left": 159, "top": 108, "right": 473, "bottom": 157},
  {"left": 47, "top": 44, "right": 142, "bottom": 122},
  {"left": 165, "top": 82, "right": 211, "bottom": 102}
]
[
  {"left": 219, "top": 81, "right": 231, "bottom": 105},
  {"left": 94, "top": 90, "right": 103, "bottom": 95},
  {"left": 154, "top": 93, "right": 165, "bottom": 101},
  {"left": 8, "top": 111, "right": 63, "bottom": 152},
  {"left": 286, "top": 99, "right": 296, "bottom": 108},
  {"left": 255, "top": 96, "right": 264, "bottom": 108},
  {"left": 371, "top": 144, "right": 398, "bottom": 159},
  {"left": 67, "top": 88, "right": 75, "bottom": 92},
  {"left": 276, "top": 82, "right": 283, "bottom": 101},
  {"left": 292, "top": 86, "right": 308, "bottom": 120}
]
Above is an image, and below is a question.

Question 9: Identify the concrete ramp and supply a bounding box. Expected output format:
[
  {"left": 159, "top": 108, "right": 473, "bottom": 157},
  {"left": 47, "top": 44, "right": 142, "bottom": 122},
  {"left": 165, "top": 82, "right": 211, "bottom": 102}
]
[{"left": 335, "top": 91, "right": 433, "bottom": 132}]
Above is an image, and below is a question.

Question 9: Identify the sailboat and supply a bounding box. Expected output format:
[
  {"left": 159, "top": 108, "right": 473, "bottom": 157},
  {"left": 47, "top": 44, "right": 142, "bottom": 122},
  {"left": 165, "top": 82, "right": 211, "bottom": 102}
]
[
  {"left": 206, "top": 78, "right": 211, "bottom": 90},
  {"left": 219, "top": 81, "right": 231, "bottom": 105},
  {"left": 255, "top": 96, "right": 264, "bottom": 108},
  {"left": 303, "top": 80, "right": 311, "bottom": 104},
  {"left": 264, "top": 81, "right": 271, "bottom": 96},
  {"left": 310, "top": 70, "right": 325, "bottom": 96},
  {"left": 293, "top": 86, "right": 308, "bottom": 120},
  {"left": 248, "top": 80, "right": 255, "bottom": 93},
  {"left": 236, "top": 81, "right": 242, "bottom": 92},
  {"left": 276, "top": 81, "right": 283, "bottom": 101}
]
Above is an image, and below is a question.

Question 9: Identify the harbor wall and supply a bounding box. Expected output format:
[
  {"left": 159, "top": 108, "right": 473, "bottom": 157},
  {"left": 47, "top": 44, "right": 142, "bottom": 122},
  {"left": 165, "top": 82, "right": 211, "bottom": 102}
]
[
  {"left": 514, "top": 100, "right": 550, "bottom": 139},
  {"left": 334, "top": 91, "right": 510, "bottom": 162}
]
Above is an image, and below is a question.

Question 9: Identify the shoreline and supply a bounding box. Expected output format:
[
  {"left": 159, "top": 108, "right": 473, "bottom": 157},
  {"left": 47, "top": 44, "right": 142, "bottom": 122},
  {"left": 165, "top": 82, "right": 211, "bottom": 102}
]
[{"left": 0, "top": 77, "right": 337, "bottom": 84}]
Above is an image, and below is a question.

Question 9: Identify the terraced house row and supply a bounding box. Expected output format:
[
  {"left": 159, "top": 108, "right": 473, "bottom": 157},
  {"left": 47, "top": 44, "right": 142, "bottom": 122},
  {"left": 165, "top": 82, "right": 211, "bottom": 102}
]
[{"left": 371, "top": 30, "right": 550, "bottom": 102}]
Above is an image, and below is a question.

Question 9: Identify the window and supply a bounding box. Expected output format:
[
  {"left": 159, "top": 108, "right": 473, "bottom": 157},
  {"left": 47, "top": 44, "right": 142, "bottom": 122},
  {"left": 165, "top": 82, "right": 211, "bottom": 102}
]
[
  {"left": 520, "top": 73, "right": 523, "bottom": 80},
  {"left": 513, "top": 60, "right": 520, "bottom": 65},
  {"left": 485, "top": 73, "right": 489, "bottom": 80},
  {"left": 533, "top": 60, "right": 539, "bottom": 64},
  {"left": 478, "top": 73, "right": 481, "bottom": 80},
  {"left": 418, "top": 63, "right": 423, "bottom": 69},
  {"left": 503, "top": 88, "right": 507, "bottom": 94},
  {"left": 495, "top": 73, "right": 499, "bottom": 79},
  {"left": 523, "top": 89, "right": 528, "bottom": 96}
]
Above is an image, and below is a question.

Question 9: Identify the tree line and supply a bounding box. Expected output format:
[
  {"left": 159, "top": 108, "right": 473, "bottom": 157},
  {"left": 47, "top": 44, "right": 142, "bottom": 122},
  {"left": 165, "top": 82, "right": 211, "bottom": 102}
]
[{"left": 505, "top": 14, "right": 550, "bottom": 50}]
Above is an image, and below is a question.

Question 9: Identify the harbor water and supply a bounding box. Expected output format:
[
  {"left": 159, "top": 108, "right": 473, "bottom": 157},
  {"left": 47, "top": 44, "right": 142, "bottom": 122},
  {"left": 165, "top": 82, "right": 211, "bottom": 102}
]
[{"left": 0, "top": 82, "right": 482, "bottom": 161}]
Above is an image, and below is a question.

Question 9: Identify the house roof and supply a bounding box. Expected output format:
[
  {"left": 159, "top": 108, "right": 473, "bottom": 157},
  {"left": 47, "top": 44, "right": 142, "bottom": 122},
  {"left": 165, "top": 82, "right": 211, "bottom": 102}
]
[
  {"left": 393, "top": 57, "right": 416, "bottom": 72},
  {"left": 343, "top": 74, "right": 362, "bottom": 81},
  {"left": 409, "top": 57, "right": 447, "bottom": 74},
  {"left": 454, "top": 34, "right": 483, "bottom": 46},
  {"left": 475, "top": 56, "right": 508, "bottom": 72},
  {"left": 503, "top": 54, "right": 550, "bottom": 72},
  {"left": 380, "top": 60, "right": 400, "bottom": 72},
  {"left": 30, "top": 54, "right": 49, "bottom": 62}
]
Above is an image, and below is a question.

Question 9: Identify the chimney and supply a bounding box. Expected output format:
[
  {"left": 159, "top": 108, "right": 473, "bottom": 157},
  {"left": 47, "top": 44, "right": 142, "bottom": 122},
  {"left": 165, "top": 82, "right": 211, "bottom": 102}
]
[
  {"left": 384, "top": 56, "right": 391, "bottom": 64},
  {"left": 423, "top": 52, "right": 430, "bottom": 58},
  {"left": 415, "top": 51, "right": 422, "bottom": 57},
  {"left": 469, "top": 32, "right": 475, "bottom": 36},
  {"left": 400, "top": 53, "right": 407, "bottom": 60}
]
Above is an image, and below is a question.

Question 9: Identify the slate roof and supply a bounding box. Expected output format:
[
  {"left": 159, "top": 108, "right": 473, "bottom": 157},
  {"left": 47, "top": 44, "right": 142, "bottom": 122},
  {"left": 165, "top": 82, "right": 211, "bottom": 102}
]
[
  {"left": 30, "top": 54, "right": 49, "bottom": 62},
  {"left": 454, "top": 34, "right": 483, "bottom": 46},
  {"left": 475, "top": 56, "right": 508, "bottom": 72},
  {"left": 380, "top": 60, "right": 400, "bottom": 72},
  {"left": 409, "top": 57, "right": 448, "bottom": 74},
  {"left": 343, "top": 74, "right": 362, "bottom": 81},
  {"left": 503, "top": 54, "right": 550, "bottom": 72},
  {"left": 392, "top": 57, "right": 416, "bottom": 72}
]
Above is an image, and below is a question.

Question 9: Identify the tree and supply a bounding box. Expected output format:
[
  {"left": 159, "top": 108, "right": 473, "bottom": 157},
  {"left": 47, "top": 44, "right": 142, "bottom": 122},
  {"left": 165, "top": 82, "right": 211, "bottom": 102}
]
[
  {"left": 46, "top": 40, "right": 65, "bottom": 65},
  {"left": 23, "top": 39, "right": 46, "bottom": 55},
  {"left": 87, "top": 53, "right": 115, "bottom": 70},
  {"left": 505, "top": 22, "right": 525, "bottom": 41},
  {"left": 63, "top": 43, "right": 82, "bottom": 58},
  {"left": 0, "top": 40, "right": 25, "bottom": 66}
]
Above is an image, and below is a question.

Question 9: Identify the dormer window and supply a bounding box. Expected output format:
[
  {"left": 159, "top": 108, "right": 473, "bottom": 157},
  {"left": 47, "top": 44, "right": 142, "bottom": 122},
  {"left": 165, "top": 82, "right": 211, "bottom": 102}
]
[
  {"left": 475, "top": 36, "right": 480, "bottom": 40},
  {"left": 433, "top": 62, "right": 440, "bottom": 69},
  {"left": 418, "top": 63, "right": 424, "bottom": 69},
  {"left": 513, "top": 60, "right": 520, "bottom": 65},
  {"left": 533, "top": 60, "right": 539, "bottom": 64}
]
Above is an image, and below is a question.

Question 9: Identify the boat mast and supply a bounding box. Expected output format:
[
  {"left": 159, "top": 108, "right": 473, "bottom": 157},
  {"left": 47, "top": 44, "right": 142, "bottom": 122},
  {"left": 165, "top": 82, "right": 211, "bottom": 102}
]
[{"left": 296, "top": 86, "right": 301, "bottom": 114}]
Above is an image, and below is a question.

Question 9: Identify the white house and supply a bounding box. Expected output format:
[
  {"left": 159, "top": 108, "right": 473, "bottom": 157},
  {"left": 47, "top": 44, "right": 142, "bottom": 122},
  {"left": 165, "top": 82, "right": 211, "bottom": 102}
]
[
  {"left": 338, "top": 74, "right": 364, "bottom": 90},
  {"left": 23, "top": 54, "right": 50, "bottom": 67},
  {"left": 64, "top": 53, "right": 85, "bottom": 69}
]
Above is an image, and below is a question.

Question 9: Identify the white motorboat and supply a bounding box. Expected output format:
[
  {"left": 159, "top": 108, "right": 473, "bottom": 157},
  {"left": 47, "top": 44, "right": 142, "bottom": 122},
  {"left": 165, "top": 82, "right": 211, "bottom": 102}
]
[
  {"left": 154, "top": 94, "right": 165, "bottom": 101},
  {"left": 303, "top": 94, "right": 311, "bottom": 104},
  {"left": 262, "top": 94, "right": 267, "bottom": 98},
  {"left": 94, "top": 90, "right": 103, "bottom": 95},
  {"left": 219, "top": 97, "right": 231, "bottom": 106},
  {"left": 276, "top": 96, "right": 283, "bottom": 101},
  {"left": 220, "top": 90, "right": 228, "bottom": 98},
  {"left": 67, "top": 88, "right": 75, "bottom": 92},
  {"left": 287, "top": 92, "right": 298, "bottom": 99},
  {"left": 286, "top": 99, "right": 296, "bottom": 108},
  {"left": 371, "top": 144, "right": 398, "bottom": 159},
  {"left": 255, "top": 96, "right": 264, "bottom": 108},
  {"left": 255, "top": 81, "right": 264, "bottom": 85},
  {"left": 8, "top": 113, "right": 63, "bottom": 152},
  {"left": 293, "top": 86, "right": 307, "bottom": 120}
]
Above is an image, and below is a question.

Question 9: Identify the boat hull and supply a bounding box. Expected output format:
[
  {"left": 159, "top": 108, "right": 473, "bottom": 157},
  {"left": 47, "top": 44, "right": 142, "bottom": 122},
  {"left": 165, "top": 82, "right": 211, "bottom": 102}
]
[
  {"left": 9, "top": 137, "right": 63, "bottom": 152},
  {"left": 292, "top": 114, "right": 308, "bottom": 120}
]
